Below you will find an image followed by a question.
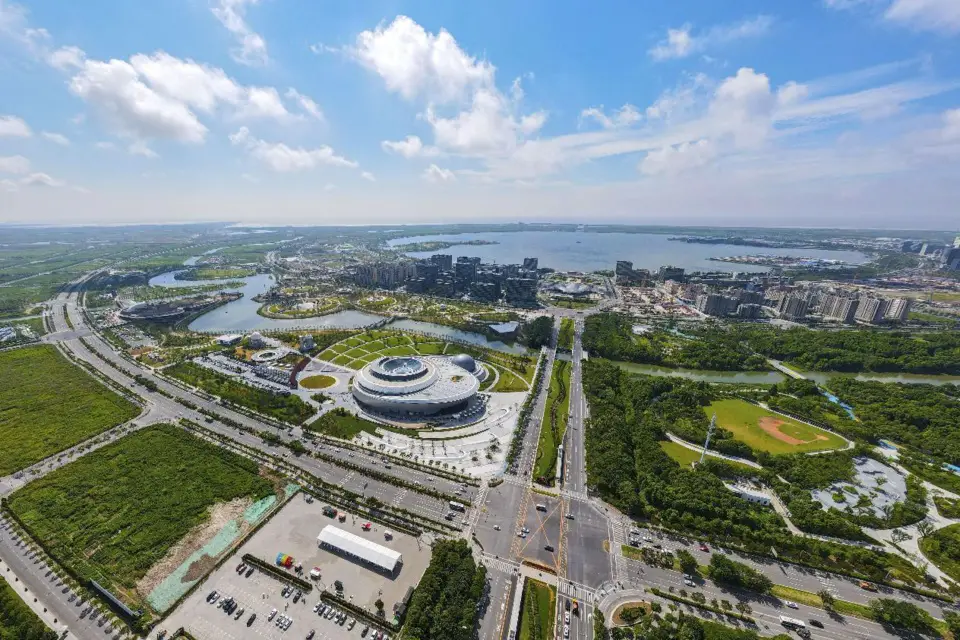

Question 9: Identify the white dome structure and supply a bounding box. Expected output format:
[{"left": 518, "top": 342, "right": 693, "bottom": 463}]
[{"left": 352, "top": 355, "right": 484, "bottom": 416}]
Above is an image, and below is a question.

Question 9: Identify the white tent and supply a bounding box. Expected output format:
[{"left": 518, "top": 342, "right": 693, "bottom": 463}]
[{"left": 317, "top": 525, "right": 402, "bottom": 573}]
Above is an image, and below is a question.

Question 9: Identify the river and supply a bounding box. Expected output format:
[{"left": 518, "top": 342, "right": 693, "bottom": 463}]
[
  {"left": 147, "top": 264, "right": 529, "bottom": 353},
  {"left": 387, "top": 231, "right": 870, "bottom": 273}
]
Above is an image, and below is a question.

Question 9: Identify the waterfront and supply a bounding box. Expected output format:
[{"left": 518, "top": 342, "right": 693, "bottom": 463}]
[
  {"left": 388, "top": 231, "right": 870, "bottom": 273},
  {"left": 148, "top": 265, "right": 528, "bottom": 353}
]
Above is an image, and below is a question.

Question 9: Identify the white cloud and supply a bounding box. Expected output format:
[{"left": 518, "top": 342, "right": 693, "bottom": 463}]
[
  {"left": 776, "top": 81, "right": 810, "bottom": 106},
  {"left": 640, "top": 139, "right": 716, "bottom": 175},
  {"left": 0, "top": 179, "right": 17, "bottom": 192},
  {"left": 885, "top": 0, "right": 960, "bottom": 33},
  {"left": 47, "top": 45, "right": 85, "bottom": 70},
  {"left": 67, "top": 51, "right": 295, "bottom": 145},
  {"left": 580, "top": 104, "right": 641, "bottom": 129},
  {"left": 423, "top": 164, "right": 456, "bottom": 182},
  {"left": 211, "top": 0, "right": 268, "bottom": 66},
  {"left": 128, "top": 140, "right": 159, "bottom": 158},
  {"left": 709, "top": 67, "right": 777, "bottom": 148},
  {"left": 229, "top": 126, "right": 358, "bottom": 172},
  {"left": 381, "top": 135, "right": 439, "bottom": 158},
  {"left": 20, "top": 172, "right": 64, "bottom": 188},
  {"left": 0, "top": 155, "right": 30, "bottom": 174},
  {"left": 352, "top": 15, "right": 494, "bottom": 104},
  {"left": 425, "top": 88, "right": 547, "bottom": 157},
  {"left": 0, "top": 114, "right": 32, "bottom": 137},
  {"left": 41, "top": 131, "right": 70, "bottom": 145},
  {"left": 285, "top": 89, "right": 324, "bottom": 121},
  {"left": 944, "top": 109, "right": 960, "bottom": 140},
  {"left": 361, "top": 171, "right": 376, "bottom": 182},
  {"left": 95, "top": 141, "right": 116, "bottom": 150},
  {"left": 649, "top": 15, "right": 773, "bottom": 61},
  {"left": 0, "top": 1, "right": 48, "bottom": 53}
]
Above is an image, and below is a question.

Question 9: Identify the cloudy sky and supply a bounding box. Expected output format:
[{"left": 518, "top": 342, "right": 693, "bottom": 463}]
[{"left": 1, "top": 0, "right": 959, "bottom": 228}]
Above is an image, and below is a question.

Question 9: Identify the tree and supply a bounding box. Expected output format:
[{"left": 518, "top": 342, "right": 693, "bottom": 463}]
[
  {"left": 917, "top": 520, "right": 935, "bottom": 538},
  {"left": 375, "top": 598, "right": 384, "bottom": 616},
  {"left": 817, "top": 589, "right": 835, "bottom": 610},
  {"left": 708, "top": 554, "right": 773, "bottom": 594},
  {"left": 735, "top": 601, "right": 752, "bottom": 615},
  {"left": 593, "top": 609, "right": 608, "bottom": 640},
  {"left": 869, "top": 598, "right": 935, "bottom": 634},
  {"left": 676, "top": 549, "right": 698, "bottom": 574}
]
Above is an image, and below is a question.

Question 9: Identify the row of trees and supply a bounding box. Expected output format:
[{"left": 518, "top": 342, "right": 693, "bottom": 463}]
[
  {"left": 402, "top": 539, "right": 487, "bottom": 640},
  {"left": 707, "top": 554, "right": 772, "bottom": 593}
]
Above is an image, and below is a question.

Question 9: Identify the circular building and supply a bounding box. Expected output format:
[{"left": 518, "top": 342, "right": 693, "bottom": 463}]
[{"left": 352, "top": 355, "right": 484, "bottom": 416}]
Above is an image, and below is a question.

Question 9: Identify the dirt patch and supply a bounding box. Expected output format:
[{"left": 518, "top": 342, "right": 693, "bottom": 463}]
[
  {"left": 758, "top": 416, "right": 827, "bottom": 446},
  {"left": 135, "top": 497, "right": 252, "bottom": 598}
]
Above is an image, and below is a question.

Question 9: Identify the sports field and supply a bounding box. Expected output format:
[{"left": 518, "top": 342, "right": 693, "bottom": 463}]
[{"left": 706, "top": 398, "right": 847, "bottom": 455}]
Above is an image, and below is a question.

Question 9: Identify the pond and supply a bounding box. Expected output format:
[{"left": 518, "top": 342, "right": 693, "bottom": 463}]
[{"left": 610, "top": 361, "right": 786, "bottom": 384}]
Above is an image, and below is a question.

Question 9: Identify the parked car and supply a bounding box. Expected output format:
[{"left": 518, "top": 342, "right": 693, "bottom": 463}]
[
  {"left": 268, "top": 608, "right": 278, "bottom": 621},
  {"left": 247, "top": 613, "right": 257, "bottom": 626}
]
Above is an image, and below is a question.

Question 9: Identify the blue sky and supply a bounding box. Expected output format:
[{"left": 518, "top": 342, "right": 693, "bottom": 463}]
[{"left": 1, "top": 0, "right": 959, "bottom": 228}]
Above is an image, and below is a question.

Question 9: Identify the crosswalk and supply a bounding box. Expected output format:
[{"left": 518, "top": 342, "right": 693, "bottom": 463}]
[
  {"left": 336, "top": 471, "right": 355, "bottom": 489},
  {"left": 558, "top": 580, "right": 596, "bottom": 604},
  {"left": 609, "top": 519, "right": 627, "bottom": 582},
  {"left": 481, "top": 554, "right": 520, "bottom": 575}
]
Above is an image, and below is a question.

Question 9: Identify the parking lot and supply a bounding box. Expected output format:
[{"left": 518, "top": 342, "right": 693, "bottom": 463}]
[{"left": 161, "top": 495, "right": 431, "bottom": 640}]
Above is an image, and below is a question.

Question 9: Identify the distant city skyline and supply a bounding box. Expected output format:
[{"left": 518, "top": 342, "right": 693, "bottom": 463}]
[{"left": 1, "top": 0, "right": 959, "bottom": 226}]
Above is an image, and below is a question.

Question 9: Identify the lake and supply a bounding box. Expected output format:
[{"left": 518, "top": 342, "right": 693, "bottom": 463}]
[
  {"left": 388, "top": 231, "right": 870, "bottom": 273},
  {"left": 147, "top": 265, "right": 529, "bottom": 353}
]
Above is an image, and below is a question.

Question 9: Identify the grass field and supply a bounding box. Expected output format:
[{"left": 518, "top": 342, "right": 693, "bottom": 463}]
[
  {"left": 305, "top": 409, "right": 381, "bottom": 439},
  {"left": 518, "top": 578, "right": 556, "bottom": 640},
  {"left": 0, "top": 345, "right": 140, "bottom": 476},
  {"left": 659, "top": 441, "right": 756, "bottom": 472},
  {"left": 492, "top": 364, "right": 530, "bottom": 392},
  {"left": 7, "top": 425, "right": 274, "bottom": 611},
  {"left": 533, "top": 360, "right": 571, "bottom": 482},
  {"left": 707, "top": 398, "right": 847, "bottom": 454},
  {"left": 299, "top": 374, "right": 336, "bottom": 389}
]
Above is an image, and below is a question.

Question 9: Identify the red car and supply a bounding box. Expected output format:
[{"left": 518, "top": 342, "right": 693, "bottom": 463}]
[
  {"left": 699, "top": 543, "right": 709, "bottom": 552},
  {"left": 361, "top": 522, "right": 372, "bottom": 531}
]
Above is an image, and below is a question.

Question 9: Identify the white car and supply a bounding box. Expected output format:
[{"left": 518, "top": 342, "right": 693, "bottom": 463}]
[
  {"left": 564, "top": 624, "right": 570, "bottom": 638},
  {"left": 268, "top": 609, "right": 277, "bottom": 621},
  {"left": 786, "top": 601, "right": 799, "bottom": 609},
  {"left": 493, "top": 524, "right": 501, "bottom": 531}
]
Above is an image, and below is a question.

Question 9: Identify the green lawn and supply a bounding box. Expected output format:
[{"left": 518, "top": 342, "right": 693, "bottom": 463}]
[
  {"left": 707, "top": 398, "right": 846, "bottom": 455},
  {"left": 329, "top": 343, "right": 350, "bottom": 354},
  {"left": 533, "top": 360, "right": 571, "bottom": 482},
  {"left": 413, "top": 341, "right": 446, "bottom": 355},
  {"left": 331, "top": 354, "right": 353, "bottom": 366},
  {"left": 7, "top": 425, "right": 274, "bottom": 611},
  {"left": 492, "top": 365, "right": 530, "bottom": 392},
  {"left": 0, "top": 345, "right": 140, "bottom": 476},
  {"left": 299, "top": 374, "right": 336, "bottom": 389},
  {"left": 344, "top": 337, "right": 364, "bottom": 347},
  {"left": 518, "top": 578, "right": 555, "bottom": 640},
  {"left": 380, "top": 345, "right": 418, "bottom": 357},
  {"left": 659, "top": 440, "right": 756, "bottom": 472},
  {"left": 344, "top": 347, "right": 370, "bottom": 358},
  {"left": 305, "top": 409, "right": 381, "bottom": 439},
  {"left": 919, "top": 523, "right": 960, "bottom": 584}
]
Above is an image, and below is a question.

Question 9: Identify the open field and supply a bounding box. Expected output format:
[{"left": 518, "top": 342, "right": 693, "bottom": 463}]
[
  {"left": 707, "top": 398, "right": 847, "bottom": 454},
  {"left": 165, "top": 360, "right": 315, "bottom": 424},
  {"left": 6, "top": 425, "right": 276, "bottom": 612},
  {"left": 518, "top": 578, "right": 556, "bottom": 640},
  {"left": 534, "top": 360, "right": 571, "bottom": 482},
  {"left": 491, "top": 363, "right": 530, "bottom": 392},
  {"left": 0, "top": 344, "right": 140, "bottom": 475},
  {"left": 659, "top": 440, "right": 756, "bottom": 472},
  {"left": 299, "top": 374, "right": 336, "bottom": 389},
  {"left": 305, "top": 408, "right": 381, "bottom": 439}
]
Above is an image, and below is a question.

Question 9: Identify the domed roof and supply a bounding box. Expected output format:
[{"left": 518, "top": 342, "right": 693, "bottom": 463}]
[{"left": 451, "top": 353, "right": 477, "bottom": 372}]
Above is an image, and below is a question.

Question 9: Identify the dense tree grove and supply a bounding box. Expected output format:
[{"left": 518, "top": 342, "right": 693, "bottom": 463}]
[
  {"left": 869, "top": 598, "right": 937, "bottom": 634},
  {"left": 0, "top": 579, "right": 57, "bottom": 640},
  {"left": 582, "top": 360, "right": 926, "bottom": 584},
  {"left": 522, "top": 316, "right": 554, "bottom": 349},
  {"left": 830, "top": 378, "right": 960, "bottom": 461},
  {"left": 708, "top": 554, "right": 773, "bottom": 593},
  {"left": 735, "top": 326, "right": 960, "bottom": 374},
  {"left": 582, "top": 314, "right": 766, "bottom": 371},
  {"left": 403, "top": 539, "right": 487, "bottom": 640}
]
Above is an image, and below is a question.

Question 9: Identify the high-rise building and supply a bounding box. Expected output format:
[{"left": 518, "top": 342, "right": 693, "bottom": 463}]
[
  {"left": 941, "top": 247, "right": 960, "bottom": 270},
  {"left": 430, "top": 254, "right": 453, "bottom": 271},
  {"left": 954, "top": 236, "right": 960, "bottom": 249},
  {"left": 658, "top": 265, "right": 685, "bottom": 282},
  {"left": 854, "top": 297, "right": 890, "bottom": 324},
  {"left": 522, "top": 257, "right": 539, "bottom": 271},
  {"left": 777, "top": 294, "right": 808, "bottom": 321},
  {"left": 504, "top": 277, "right": 538, "bottom": 307},
  {"left": 415, "top": 262, "right": 439, "bottom": 284},
  {"left": 884, "top": 298, "right": 912, "bottom": 322},
  {"left": 695, "top": 293, "right": 736, "bottom": 317},
  {"left": 454, "top": 257, "right": 480, "bottom": 290},
  {"left": 821, "top": 294, "right": 859, "bottom": 323},
  {"left": 737, "top": 304, "right": 762, "bottom": 319}
]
